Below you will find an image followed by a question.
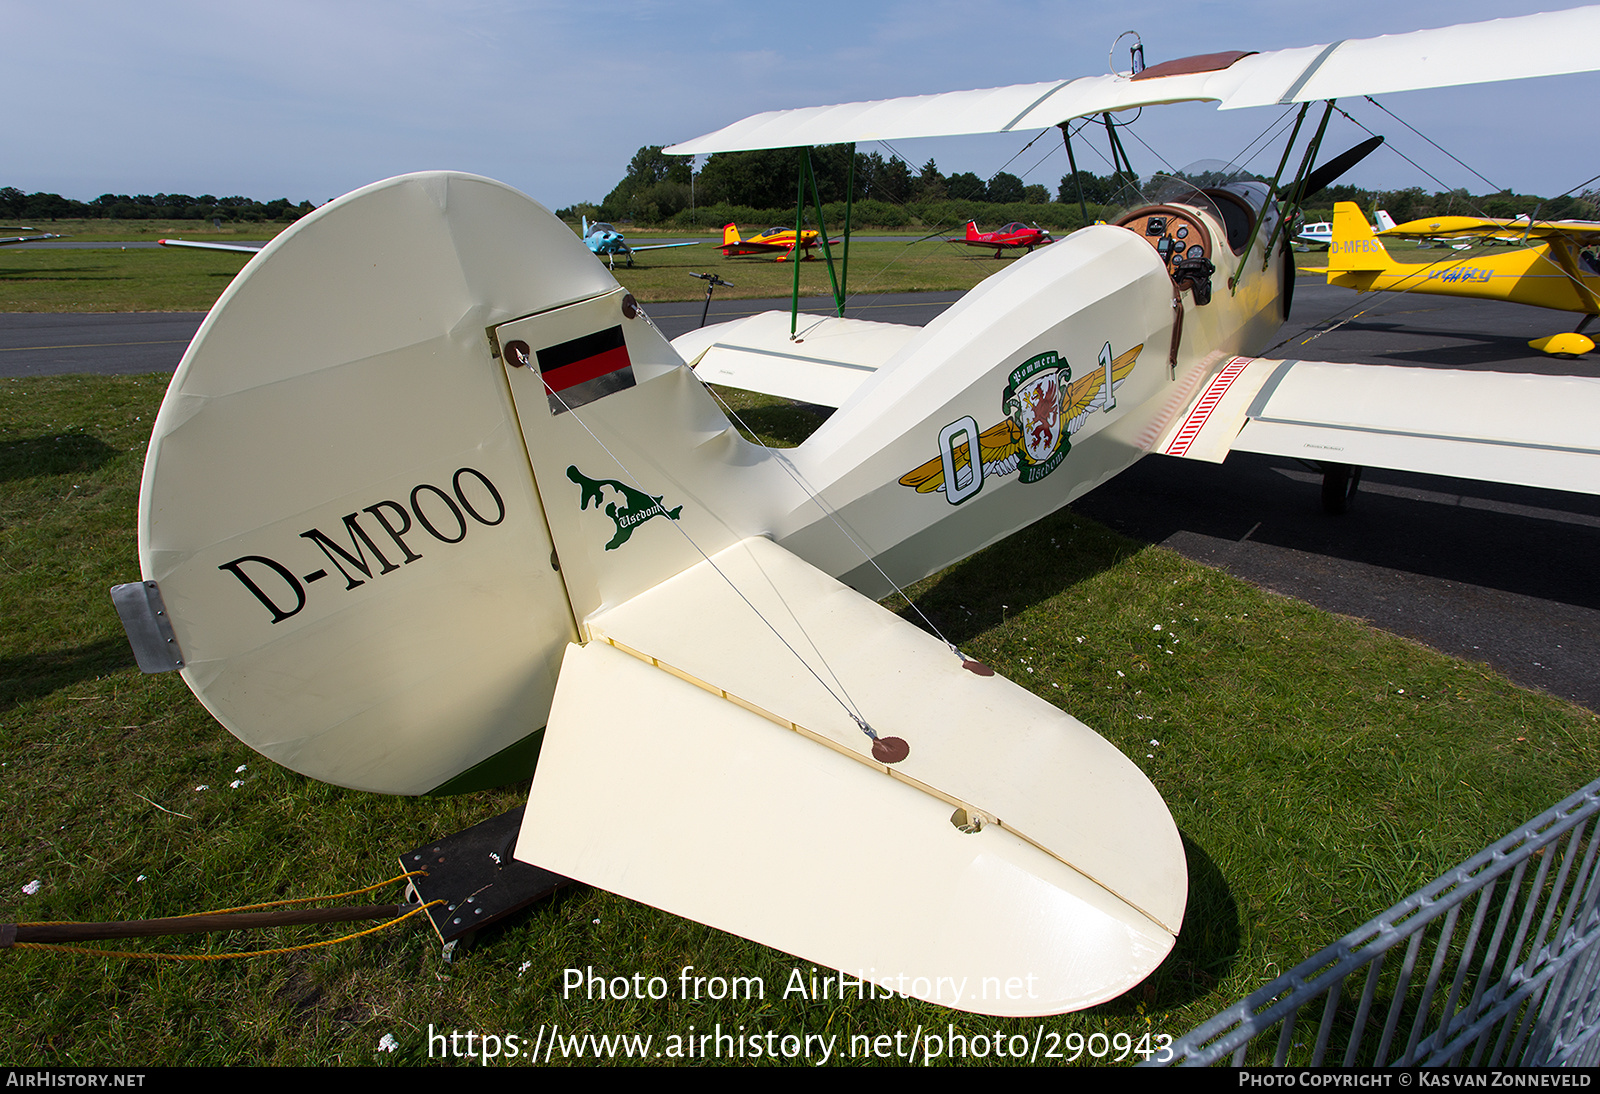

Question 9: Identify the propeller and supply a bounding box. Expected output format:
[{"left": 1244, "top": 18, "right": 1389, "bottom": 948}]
[{"left": 1286, "top": 136, "right": 1385, "bottom": 205}]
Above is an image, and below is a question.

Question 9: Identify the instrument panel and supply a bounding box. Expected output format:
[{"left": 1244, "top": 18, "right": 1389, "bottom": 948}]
[{"left": 1115, "top": 204, "right": 1216, "bottom": 304}]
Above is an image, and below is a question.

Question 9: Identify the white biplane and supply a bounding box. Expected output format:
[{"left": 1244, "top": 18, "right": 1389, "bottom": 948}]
[{"left": 113, "top": 7, "right": 1600, "bottom": 1017}]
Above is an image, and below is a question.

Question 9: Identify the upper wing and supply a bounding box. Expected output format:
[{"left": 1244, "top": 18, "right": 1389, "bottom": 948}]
[
  {"left": 158, "top": 238, "right": 265, "bottom": 254},
  {"left": 666, "top": 7, "right": 1600, "bottom": 153},
  {"left": 1156, "top": 356, "right": 1600, "bottom": 496}
]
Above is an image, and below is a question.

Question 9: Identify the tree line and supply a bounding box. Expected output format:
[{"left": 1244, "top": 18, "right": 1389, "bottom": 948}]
[
  {"left": 563, "top": 145, "right": 1595, "bottom": 232},
  {"left": 567, "top": 145, "right": 1064, "bottom": 226},
  {"left": 1, "top": 188, "right": 317, "bottom": 223}
]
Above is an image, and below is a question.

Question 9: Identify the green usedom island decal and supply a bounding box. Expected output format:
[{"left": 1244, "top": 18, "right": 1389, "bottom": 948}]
[{"left": 568, "top": 465, "right": 683, "bottom": 550}]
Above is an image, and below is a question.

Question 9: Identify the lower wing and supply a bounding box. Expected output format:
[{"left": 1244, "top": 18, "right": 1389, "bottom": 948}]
[
  {"left": 1157, "top": 356, "right": 1600, "bottom": 496},
  {"left": 672, "top": 311, "right": 918, "bottom": 407}
]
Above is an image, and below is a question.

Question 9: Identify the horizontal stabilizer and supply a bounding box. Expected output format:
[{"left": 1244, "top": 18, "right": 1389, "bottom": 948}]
[
  {"left": 516, "top": 537, "right": 1186, "bottom": 1015},
  {"left": 1162, "top": 356, "right": 1600, "bottom": 496},
  {"left": 672, "top": 311, "right": 918, "bottom": 407}
]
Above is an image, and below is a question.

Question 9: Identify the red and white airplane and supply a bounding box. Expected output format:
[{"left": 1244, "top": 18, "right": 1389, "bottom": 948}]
[{"left": 950, "top": 220, "right": 1054, "bottom": 256}]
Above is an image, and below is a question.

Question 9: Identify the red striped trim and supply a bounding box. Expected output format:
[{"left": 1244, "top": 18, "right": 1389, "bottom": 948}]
[{"left": 1165, "top": 357, "right": 1250, "bottom": 456}]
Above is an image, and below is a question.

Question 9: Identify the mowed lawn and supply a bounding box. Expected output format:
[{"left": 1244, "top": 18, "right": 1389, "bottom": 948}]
[
  {"left": 0, "top": 231, "right": 1037, "bottom": 312},
  {"left": 2, "top": 372, "right": 1595, "bottom": 1066}
]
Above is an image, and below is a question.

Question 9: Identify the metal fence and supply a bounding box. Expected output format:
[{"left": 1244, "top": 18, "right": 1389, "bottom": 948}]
[{"left": 1149, "top": 777, "right": 1600, "bottom": 1067}]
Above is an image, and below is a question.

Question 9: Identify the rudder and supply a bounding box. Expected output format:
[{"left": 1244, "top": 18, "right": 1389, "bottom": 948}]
[{"left": 1329, "top": 201, "right": 1390, "bottom": 272}]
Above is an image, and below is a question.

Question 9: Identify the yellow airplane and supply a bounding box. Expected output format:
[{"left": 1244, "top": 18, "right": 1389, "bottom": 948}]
[
  {"left": 719, "top": 222, "right": 831, "bottom": 260},
  {"left": 1311, "top": 200, "right": 1600, "bottom": 355}
]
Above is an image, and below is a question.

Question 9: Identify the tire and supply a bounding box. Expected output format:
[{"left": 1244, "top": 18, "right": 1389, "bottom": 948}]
[{"left": 1321, "top": 463, "right": 1361, "bottom": 514}]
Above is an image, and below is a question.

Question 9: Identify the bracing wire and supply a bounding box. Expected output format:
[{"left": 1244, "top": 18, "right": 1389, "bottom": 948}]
[
  {"left": 696, "top": 382, "right": 972, "bottom": 666},
  {"left": 1362, "top": 96, "right": 1503, "bottom": 195},
  {"left": 537, "top": 373, "right": 884, "bottom": 744}
]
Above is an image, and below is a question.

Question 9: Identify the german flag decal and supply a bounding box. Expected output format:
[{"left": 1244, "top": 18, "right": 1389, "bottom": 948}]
[{"left": 536, "top": 326, "right": 636, "bottom": 414}]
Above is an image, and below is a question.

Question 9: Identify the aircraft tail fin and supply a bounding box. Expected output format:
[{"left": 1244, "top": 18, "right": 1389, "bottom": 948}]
[
  {"left": 132, "top": 171, "right": 703, "bottom": 796},
  {"left": 965, "top": 220, "right": 980, "bottom": 240},
  {"left": 722, "top": 222, "right": 742, "bottom": 246},
  {"left": 1374, "top": 209, "right": 1396, "bottom": 232},
  {"left": 1329, "top": 201, "right": 1390, "bottom": 272}
]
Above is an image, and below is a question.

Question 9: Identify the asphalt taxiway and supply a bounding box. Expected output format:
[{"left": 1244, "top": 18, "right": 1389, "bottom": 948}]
[{"left": 3, "top": 279, "right": 1595, "bottom": 709}]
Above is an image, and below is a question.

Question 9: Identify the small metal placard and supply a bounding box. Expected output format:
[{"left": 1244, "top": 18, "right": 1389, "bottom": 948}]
[{"left": 110, "top": 581, "right": 184, "bottom": 673}]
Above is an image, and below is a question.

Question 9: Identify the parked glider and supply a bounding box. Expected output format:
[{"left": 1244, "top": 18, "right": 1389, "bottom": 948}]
[
  {"left": 1, "top": 227, "right": 62, "bottom": 246},
  {"left": 1306, "top": 201, "right": 1600, "bottom": 354},
  {"left": 719, "top": 222, "right": 830, "bottom": 259},
  {"left": 581, "top": 216, "right": 698, "bottom": 269},
  {"left": 112, "top": 5, "right": 1600, "bottom": 1021},
  {"left": 158, "top": 238, "right": 265, "bottom": 254},
  {"left": 950, "top": 220, "right": 1054, "bottom": 257}
]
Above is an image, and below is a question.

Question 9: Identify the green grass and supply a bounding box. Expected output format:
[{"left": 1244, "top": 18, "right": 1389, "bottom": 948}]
[
  {"left": 12, "top": 219, "right": 288, "bottom": 245},
  {"left": 0, "top": 222, "right": 1458, "bottom": 315},
  {"left": 2, "top": 376, "right": 1595, "bottom": 1066},
  {"left": 0, "top": 247, "right": 253, "bottom": 312},
  {"left": 0, "top": 233, "right": 1011, "bottom": 313},
  {"left": 596, "top": 234, "right": 1056, "bottom": 304}
]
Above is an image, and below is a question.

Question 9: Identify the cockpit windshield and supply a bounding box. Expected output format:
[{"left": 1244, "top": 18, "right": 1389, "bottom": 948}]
[{"left": 1110, "top": 164, "right": 1277, "bottom": 257}]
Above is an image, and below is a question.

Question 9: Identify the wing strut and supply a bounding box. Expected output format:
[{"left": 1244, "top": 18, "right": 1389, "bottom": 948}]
[
  {"left": 1231, "top": 102, "right": 1311, "bottom": 292},
  {"left": 1059, "top": 123, "right": 1090, "bottom": 225},
  {"left": 1059, "top": 115, "right": 1141, "bottom": 229},
  {"left": 1263, "top": 100, "right": 1337, "bottom": 265},
  {"left": 785, "top": 147, "right": 857, "bottom": 336},
  {"left": 1101, "top": 112, "right": 1139, "bottom": 198}
]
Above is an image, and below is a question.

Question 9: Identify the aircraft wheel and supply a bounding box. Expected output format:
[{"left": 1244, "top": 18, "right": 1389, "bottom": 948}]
[{"left": 1321, "top": 463, "right": 1361, "bottom": 514}]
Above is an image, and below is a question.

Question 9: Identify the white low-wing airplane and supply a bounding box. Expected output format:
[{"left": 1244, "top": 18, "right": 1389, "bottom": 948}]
[
  {"left": 1296, "top": 209, "right": 1393, "bottom": 249},
  {"left": 113, "top": 7, "right": 1600, "bottom": 1018}
]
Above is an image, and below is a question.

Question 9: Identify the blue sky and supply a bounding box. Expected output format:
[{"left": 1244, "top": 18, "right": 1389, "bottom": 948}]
[{"left": 7, "top": 0, "right": 1598, "bottom": 210}]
